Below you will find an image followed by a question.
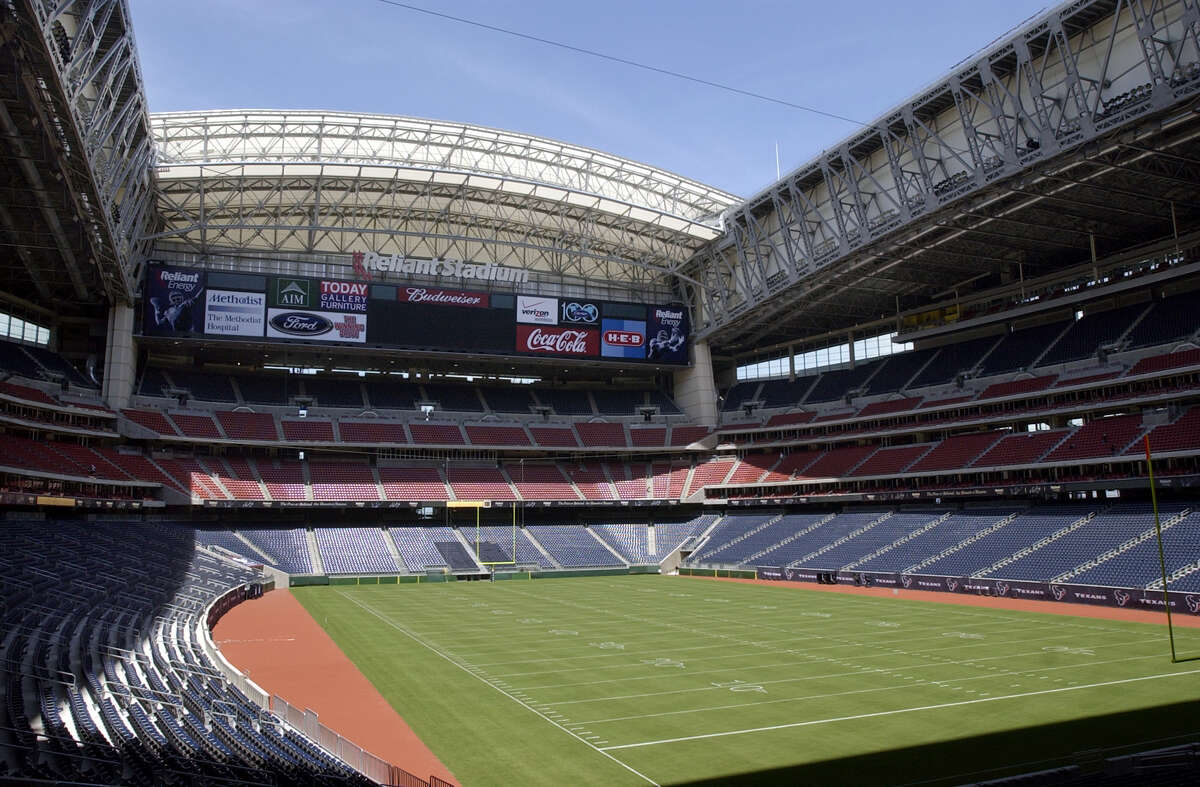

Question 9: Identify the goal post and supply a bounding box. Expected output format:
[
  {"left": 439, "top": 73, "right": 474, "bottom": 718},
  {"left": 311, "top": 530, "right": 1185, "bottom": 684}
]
[
  {"left": 1144, "top": 436, "right": 1180, "bottom": 663},
  {"left": 446, "top": 500, "right": 518, "bottom": 567}
]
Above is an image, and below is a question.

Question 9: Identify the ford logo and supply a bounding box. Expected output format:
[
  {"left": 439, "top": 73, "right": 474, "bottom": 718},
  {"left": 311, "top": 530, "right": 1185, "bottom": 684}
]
[{"left": 270, "top": 312, "right": 332, "bottom": 336}]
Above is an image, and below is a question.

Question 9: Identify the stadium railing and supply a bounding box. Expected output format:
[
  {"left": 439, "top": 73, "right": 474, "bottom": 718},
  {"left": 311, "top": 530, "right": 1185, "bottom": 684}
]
[{"left": 202, "top": 582, "right": 438, "bottom": 787}]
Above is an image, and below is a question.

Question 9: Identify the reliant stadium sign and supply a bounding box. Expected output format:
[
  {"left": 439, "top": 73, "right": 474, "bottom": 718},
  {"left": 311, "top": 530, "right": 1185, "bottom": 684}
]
[{"left": 352, "top": 251, "right": 530, "bottom": 285}]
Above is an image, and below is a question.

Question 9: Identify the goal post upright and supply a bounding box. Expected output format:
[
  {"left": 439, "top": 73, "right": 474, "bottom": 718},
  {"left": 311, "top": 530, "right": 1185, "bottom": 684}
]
[{"left": 1144, "top": 434, "right": 1178, "bottom": 663}]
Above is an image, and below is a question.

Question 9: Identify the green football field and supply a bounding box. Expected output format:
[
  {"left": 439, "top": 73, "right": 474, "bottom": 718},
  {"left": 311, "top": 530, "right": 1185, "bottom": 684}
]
[{"left": 293, "top": 576, "right": 1200, "bottom": 786}]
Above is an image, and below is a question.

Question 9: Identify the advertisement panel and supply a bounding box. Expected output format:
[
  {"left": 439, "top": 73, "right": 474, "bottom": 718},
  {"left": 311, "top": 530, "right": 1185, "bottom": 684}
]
[
  {"left": 204, "top": 290, "right": 265, "bottom": 337},
  {"left": 601, "top": 318, "right": 646, "bottom": 359},
  {"left": 141, "top": 265, "right": 690, "bottom": 364},
  {"left": 754, "top": 567, "right": 1200, "bottom": 616},
  {"left": 319, "top": 280, "right": 368, "bottom": 312},
  {"left": 266, "top": 309, "right": 367, "bottom": 343},
  {"left": 396, "top": 286, "right": 489, "bottom": 308},
  {"left": 144, "top": 267, "right": 205, "bottom": 335},
  {"left": 646, "top": 305, "right": 689, "bottom": 363},
  {"left": 516, "top": 325, "right": 599, "bottom": 357},
  {"left": 271, "top": 277, "right": 314, "bottom": 308},
  {"left": 516, "top": 296, "right": 558, "bottom": 325},
  {"left": 559, "top": 300, "right": 600, "bottom": 325}
]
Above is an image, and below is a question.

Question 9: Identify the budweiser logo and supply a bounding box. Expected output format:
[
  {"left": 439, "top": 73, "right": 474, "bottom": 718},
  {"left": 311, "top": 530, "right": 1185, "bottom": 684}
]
[
  {"left": 524, "top": 328, "right": 590, "bottom": 353},
  {"left": 400, "top": 287, "right": 486, "bottom": 307}
]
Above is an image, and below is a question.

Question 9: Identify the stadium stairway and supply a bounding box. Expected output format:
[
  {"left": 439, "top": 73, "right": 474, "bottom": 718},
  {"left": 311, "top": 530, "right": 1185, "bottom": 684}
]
[
  {"left": 304, "top": 529, "right": 324, "bottom": 574},
  {"left": 740, "top": 512, "right": 838, "bottom": 565},
  {"left": 382, "top": 527, "right": 406, "bottom": 567},
  {"left": 979, "top": 509, "right": 1098, "bottom": 577},
  {"left": 844, "top": 512, "right": 953, "bottom": 570},
  {"left": 518, "top": 528, "right": 560, "bottom": 568},
  {"left": 790, "top": 511, "right": 893, "bottom": 567},
  {"left": 587, "top": 527, "right": 631, "bottom": 565},
  {"left": 1052, "top": 507, "right": 1192, "bottom": 583},
  {"left": 904, "top": 510, "right": 1023, "bottom": 573}
]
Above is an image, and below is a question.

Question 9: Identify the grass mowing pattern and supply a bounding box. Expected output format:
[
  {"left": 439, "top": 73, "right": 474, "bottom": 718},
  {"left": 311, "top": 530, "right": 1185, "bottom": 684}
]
[{"left": 294, "top": 576, "right": 1200, "bottom": 786}]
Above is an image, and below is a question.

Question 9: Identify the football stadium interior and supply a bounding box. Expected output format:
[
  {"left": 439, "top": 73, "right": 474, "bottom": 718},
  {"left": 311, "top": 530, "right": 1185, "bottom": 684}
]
[{"left": 2, "top": 0, "right": 1200, "bottom": 785}]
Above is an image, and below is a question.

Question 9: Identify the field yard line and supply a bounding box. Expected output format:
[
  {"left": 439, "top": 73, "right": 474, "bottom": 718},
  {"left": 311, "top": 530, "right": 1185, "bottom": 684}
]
[
  {"left": 336, "top": 591, "right": 661, "bottom": 787},
  {"left": 572, "top": 649, "right": 1178, "bottom": 724},
  {"left": 539, "top": 647, "right": 1169, "bottom": 707},
  {"left": 598, "top": 667, "right": 1200, "bottom": 751}
]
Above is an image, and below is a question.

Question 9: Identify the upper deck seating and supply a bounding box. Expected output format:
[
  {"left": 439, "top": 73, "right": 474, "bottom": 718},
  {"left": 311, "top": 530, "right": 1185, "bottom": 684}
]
[
  {"left": 544, "top": 389, "right": 593, "bottom": 415},
  {"left": 1124, "top": 292, "right": 1199, "bottom": 348},
  {"left": 302, "top": 377, "right": 367, "bottom": 408},
  {"left": 166, "top": 369, "right": 237, "bottom": 402},
  {"left": 864, "top": 347, "right": 938, "bottom": 392},
  {"left": 908, "top": 337, "right": 1000, "bottom": 388},
  {"left": 1043, "top": 414, "right": 1146, "bottom": 461},
  {"left": 481, "top": 386, "right": 535, "bottom": 413},
  {"left": 421, "top": 383, "right": 484, "bottom": 412},
  {"left": 362, "top": 378, "right": 422, "bottom": 409},
  {"left": 233, "top": 374, "right": 289, "bottom": 404},
  {"left": 216, "top": 411, "right": 279, "bottom": 441},
  {"left": 977, "top": 320, "right": 1071, "bottom": 376},
  {"left": 309, "top": 462, "right": 379, "bottom": 501},
  {"left": 1038, "top": 302, "right": 1148, "bottom": 365},
  {"left": 445, "top": 465, "right": 516, "bottom": 500},
  {"left": 379, "top": 466, "right": 448, "bottom": 500}
]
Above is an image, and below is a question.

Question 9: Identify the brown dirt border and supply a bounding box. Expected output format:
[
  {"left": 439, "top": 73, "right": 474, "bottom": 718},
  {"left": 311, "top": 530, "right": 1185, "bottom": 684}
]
[
  {"left": 680, "top": 573, "right": 1200, "bottom": 628},
  {"left": 212, "top": 588, "right": 457, "bottom": 786}
]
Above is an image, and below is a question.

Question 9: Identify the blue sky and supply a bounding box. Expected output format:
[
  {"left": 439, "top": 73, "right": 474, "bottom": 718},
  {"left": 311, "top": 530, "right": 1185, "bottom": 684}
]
[{"left": 129, "top": 0, "right": 1049, "bottom": 197}]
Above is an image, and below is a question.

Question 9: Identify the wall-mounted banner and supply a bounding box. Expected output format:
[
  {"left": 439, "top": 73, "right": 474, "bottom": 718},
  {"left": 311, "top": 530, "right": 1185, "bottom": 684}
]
[
  {"left": 396, "top": 287, "right": 489, "bottom": 308},
  {"left": 560, "top": 301, "right": 600, "bottom": 325},
  {"left": 266, "top": 309, "right": 367, "bottom": 343},
  {"left": 516, "top": 296, "right": 558, "bottom": 325},
  {"left": 144, "top": 267, "right": 205, "bottom": 334},
  {"left": 646, "top": 306, "right": 689, "bottom": 363},
  {"left": 318, "top": 279, "right": 368, "bottom": 312},
  {"left": 601, "top": 318, "right": 646, "bottom": 359},
  {"left": 516, "top": 325, "right": 598, "bottom": 356},
  {"left": 204, "top": 290, "right": 265, "bottom": 337}
]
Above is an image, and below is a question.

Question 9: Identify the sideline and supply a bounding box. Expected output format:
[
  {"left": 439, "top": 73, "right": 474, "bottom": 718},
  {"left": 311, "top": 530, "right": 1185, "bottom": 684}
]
[
  {"left": 680, "top": 574, "right": 1200, "bottom": 628},
  {"left": 212, "top": 588, "right": 457, "bottom": 785}
]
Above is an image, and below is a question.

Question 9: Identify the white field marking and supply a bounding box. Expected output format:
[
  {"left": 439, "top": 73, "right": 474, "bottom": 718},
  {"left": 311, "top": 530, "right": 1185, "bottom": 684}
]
[
  {"left": 480, "top": 614, "right": 1155, "bottom": 686},
  {"left": 370, "top": 585, "right": 1149, "bottom": 679},
  {"left": 542, "top": 666, "right": 894, "bottom": 706},
  {"left": 336, "top": 591, "right": 660, "bottom": 786},
  {"left": 480, "top": 619, "right": 1126, "bottom": 677},
  {"left": 473, "top": 632, "right": 835, "bottom": 669},
  {"left": 599, "top": 668, "right": 1200, "bottom": 751},
  {"left": 558, "top": 649, "right": 1177, "bottom": 719},
  {"left": 379, "top": 582, "right": 1148, "bottom": 640}
]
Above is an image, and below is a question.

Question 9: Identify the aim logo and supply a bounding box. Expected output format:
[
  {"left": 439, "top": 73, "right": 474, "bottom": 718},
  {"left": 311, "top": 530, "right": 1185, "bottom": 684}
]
[{"left": 274, "top": 279, "right": 312, "bottom": 308}]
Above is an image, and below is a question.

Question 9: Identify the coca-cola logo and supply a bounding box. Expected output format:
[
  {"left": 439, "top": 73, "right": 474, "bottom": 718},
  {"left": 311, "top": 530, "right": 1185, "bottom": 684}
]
[
  {"left": 270, "top": 312, "right": 332, "bottom": 336},
  {"left": 517, "top": 326, "right": 598, "bottom": 356},
  {"left": 398, "top": 287, "right": 487, "bottom": 307},
  {"left": 604, "top": 329, "right": 644, "bottom": 347}
]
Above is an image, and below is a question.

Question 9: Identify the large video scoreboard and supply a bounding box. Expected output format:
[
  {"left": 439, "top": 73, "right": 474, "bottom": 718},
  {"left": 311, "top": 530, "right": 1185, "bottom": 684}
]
[{"left": 141, "top": 265, "right": 690, "bottom": 365}]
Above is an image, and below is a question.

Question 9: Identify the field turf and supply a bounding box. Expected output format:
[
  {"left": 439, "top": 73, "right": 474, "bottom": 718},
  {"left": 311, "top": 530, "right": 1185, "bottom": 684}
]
[{"left": 293, "top": 576, "right": 1200, "bottom": 786}]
